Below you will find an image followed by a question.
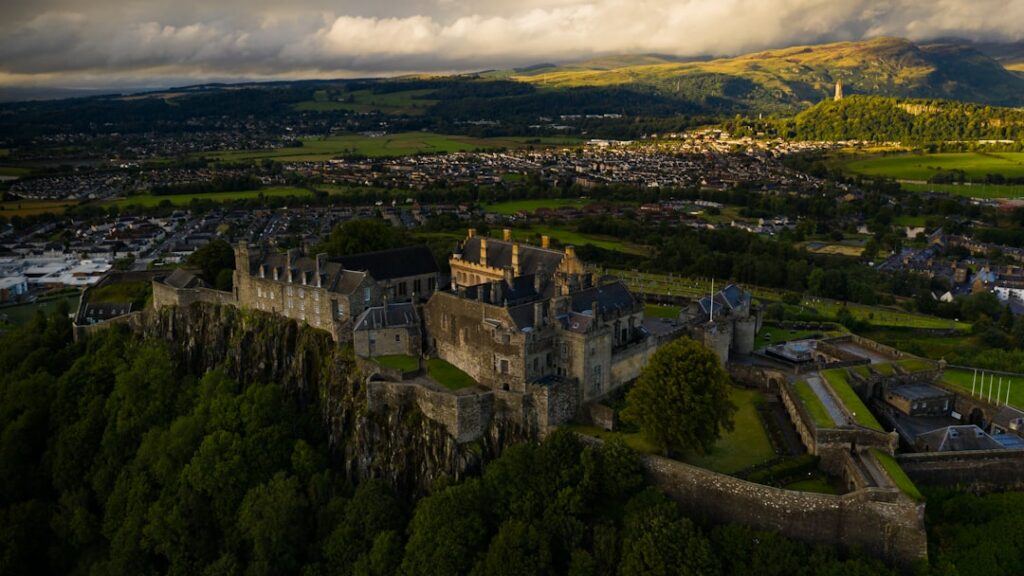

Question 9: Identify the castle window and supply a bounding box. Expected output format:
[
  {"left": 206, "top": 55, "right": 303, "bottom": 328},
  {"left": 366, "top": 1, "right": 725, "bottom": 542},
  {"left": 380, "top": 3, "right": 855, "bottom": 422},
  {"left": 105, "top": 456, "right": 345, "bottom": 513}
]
[
  {"left": 398, "top": 282, "right": 407, "bottom": 297},
  {"left": 395, "top": 334, "right": 401, "bottom": 342},
  {"left": 287, "top": 286, "right": 293, "bottom": 296},
  {"left": 428, "top": 277, "right": 436, "bottom": 292},
  {"left": 414, "top": 279, "right": 422, "bottom": 294},
  {"left": 500, "top": 359, "right": 509, "bottom": 374},
  {"left": 363, "top": 287, "right": 371, "bottom": 304}
]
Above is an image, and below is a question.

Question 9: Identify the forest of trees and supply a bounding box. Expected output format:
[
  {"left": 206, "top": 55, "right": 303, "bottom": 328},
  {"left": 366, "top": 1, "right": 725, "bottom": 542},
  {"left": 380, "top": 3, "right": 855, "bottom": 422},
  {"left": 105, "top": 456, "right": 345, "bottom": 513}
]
[{"left": 3, "top": 305, "right": 1024, "bottom": 574}]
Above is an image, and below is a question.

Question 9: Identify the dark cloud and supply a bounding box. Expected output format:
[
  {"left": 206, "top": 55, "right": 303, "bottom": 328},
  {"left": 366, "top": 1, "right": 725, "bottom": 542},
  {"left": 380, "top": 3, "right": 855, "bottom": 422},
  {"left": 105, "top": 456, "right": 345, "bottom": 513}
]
[{"left": 2, "top": 0, "right": 1023, "bottom": 88}]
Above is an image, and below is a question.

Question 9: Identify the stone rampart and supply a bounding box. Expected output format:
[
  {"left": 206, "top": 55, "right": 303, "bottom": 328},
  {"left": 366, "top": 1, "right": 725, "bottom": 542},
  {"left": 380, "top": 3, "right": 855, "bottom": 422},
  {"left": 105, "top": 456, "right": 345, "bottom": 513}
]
[
  {"left": 366, "top": 379, "right": 493, "bottom": 443},
  {"left": 643, "top": 454, "right": 927, "bottom": 570},
  {"left": 609, "top": 338, "right": 657, "bottom": 386},
  {"left": 152, "top": 281, "right": 237, "bottom": 310},
  {"left": 897, "top": 449, "right": 1024, "bottom": 491}
]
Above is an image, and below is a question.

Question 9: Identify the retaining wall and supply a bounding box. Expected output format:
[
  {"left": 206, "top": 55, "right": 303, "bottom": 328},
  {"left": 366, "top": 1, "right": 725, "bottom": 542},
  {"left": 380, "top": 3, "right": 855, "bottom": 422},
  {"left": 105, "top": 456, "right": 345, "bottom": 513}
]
[
  {"left": 897, "top": 449, "right": 1024, "bottom": 491},
  {"left": 366, "top": 379, "right": 494, "bottom": 443}
]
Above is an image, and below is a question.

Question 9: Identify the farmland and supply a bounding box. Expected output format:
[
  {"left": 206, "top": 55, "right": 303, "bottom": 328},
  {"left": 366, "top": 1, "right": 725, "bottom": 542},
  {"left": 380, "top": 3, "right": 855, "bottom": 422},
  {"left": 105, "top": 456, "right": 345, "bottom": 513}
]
[
  {"left": 484, "top": 199, "right": 591, "bottom": 215},
  {"left": 899, "top": 181, "right": 1024, "bottom": 199},
  {"left": 293, "top": 88, "right": 438, "bottom": 115},
  {"left": 205, "top": 132, "right": 577, "bottom": 163},
  {"left": 107, "top": 187, "right": 313, "bottom": 208},
  {"left": 0, "top": 199, "right": 79, "bottom": 217},
  {"left": 845, "top": 152, "right": 1024, "bottom": 181}
]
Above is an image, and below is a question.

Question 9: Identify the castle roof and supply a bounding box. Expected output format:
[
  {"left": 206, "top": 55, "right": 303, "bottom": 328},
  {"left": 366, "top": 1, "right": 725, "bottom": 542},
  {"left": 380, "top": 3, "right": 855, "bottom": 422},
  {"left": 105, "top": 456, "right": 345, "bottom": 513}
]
[
  {"left": 698, "top": 283, "right": 750, "bottom": 316},
  {"left": 353, "top": 302, "right": 419, "bottom": 331},
  {"left": 161, "top": 268, "right": 205, "bottom": 289},
  {"left": 457, "top": 237, "right": 563, "bottom": 277},
  {"left": 569, "top": 281, "right": 636, "bottom": 316},
  {"left": 253, "top": 253, "right": 366, "bottom": 295},
  {"left": 337, "top": 245, "right": 439, "bottom": 281},
  {"left": 916, "top": 425, "right": 1002, "bottom": 452}
]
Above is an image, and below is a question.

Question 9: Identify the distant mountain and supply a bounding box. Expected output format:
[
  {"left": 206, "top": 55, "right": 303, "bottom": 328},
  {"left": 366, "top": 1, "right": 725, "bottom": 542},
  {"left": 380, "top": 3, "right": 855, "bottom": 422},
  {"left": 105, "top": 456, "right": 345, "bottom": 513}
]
[
  {"left": 953, "top": 40, "right": 1024, "bottom": 72},
  {"left": 508, "top": 37, "right": 1024, "bottom": 113}
]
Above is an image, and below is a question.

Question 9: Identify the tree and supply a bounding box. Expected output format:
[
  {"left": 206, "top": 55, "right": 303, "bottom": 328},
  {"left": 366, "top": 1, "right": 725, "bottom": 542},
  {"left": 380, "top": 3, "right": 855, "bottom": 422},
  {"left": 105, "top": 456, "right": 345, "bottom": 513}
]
[
  {"left": 620, "top": 338, "right": 736, "bottom": 456},
  {"left": 316, "top": 219, "right": 412, "bottom": 257},
  {"left": 187, "top": 239, "right": 235, "bottom": 289}
]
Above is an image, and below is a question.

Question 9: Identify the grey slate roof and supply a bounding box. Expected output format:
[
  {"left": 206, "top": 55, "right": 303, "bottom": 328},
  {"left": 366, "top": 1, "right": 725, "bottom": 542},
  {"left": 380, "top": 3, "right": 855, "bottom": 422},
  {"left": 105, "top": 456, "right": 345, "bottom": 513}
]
[
  {"left": 698, "top": 284, "right": 750, "bottom": 316},
  {"left": 458, "top": 237, "right": 563, "bottom": 277},
  {"left": 888, "top": 383, "right": 954, "bottom": 402},
  {"left": 162, "top": 268, "right": 205, "bottom": 289},
  {"left": 916, "top": 425, "right": 1003, "bottom": 452},
  {"left": 568, "top": 281, "right": 636, "bottom": 316},
  {"left": 354, "top": 302, "right": 419, "bottom": 331},
  {"left": 337, "top": 245, "right": 439, "bottom": 280}
]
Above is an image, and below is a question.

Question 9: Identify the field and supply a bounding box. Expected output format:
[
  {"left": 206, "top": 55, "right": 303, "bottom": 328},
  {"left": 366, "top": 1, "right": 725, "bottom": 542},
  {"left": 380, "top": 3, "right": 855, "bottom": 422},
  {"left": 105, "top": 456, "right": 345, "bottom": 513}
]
[
  {"left": 845, "top": 152, "right": 1024, "bottom": 181},
  {"left": 107, "top": 187, "right": 313, "bottom": 208},
  {"left": 427, "top": 358, "right": 477, "bottom": 391},
  {"left": 899, "top": 181, "right": 1024, "bottom": 199},
  {"left": 942, "top": 368, "right": 1024, "bottom": 409},
  {"left": 484, "top": 199, "right": 590, "bottom": 215},
  {"left": 644, "top": 304, "right": 681, "bottom": 319},
  {"left": 293, "top": 88, "right": 438, "bottom": 115},
  {"left": 803, "top": 298, "right": 970, "bottom": 331},
  {"left": 793, "top": 380, "right": 836, "bottom": 428},
  {"left": 375, "top": 354, "right": 420, "bottom": 373},
  {"left": 0, "top": 199, "right": 79, "bottom": 216},
  {"left": 0, "top": 166, "right": 31, "bottom": 177},
  {"left": 820, "top": 368, "right": 884, "bottom": 432},
  {"left": 803, "top": 242, "right": 865, "bottom": 257},
  {"left": 205, "top": 133, "right": 577, "bottom": 163},
  {"left": 684, "top": 387, "right": 777, "bottom": 474},
  {"left": 0, "top": 293, "right": 80, "bottom": 325},
  {"left": 514, "top": 226, "right": 650, "bottom": 256}
]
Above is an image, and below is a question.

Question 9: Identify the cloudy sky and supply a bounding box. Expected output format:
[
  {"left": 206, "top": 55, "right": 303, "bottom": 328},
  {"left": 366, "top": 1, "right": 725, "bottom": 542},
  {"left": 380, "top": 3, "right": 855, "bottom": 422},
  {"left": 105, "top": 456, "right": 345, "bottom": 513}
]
[{"left": 2, "top": 0, "right": 1024, "bottom": 90}]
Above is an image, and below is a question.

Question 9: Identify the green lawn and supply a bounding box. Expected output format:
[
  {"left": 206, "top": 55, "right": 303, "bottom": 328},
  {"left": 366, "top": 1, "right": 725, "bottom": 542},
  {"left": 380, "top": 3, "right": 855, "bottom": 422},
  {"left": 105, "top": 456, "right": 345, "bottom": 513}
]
[
  {"left": 871, "top": 449, "right": 923, "bottom": 501},
  {"left": 892, "top": 214, "right": 930, "bottom": 227},
  {"left": 805, "top": 299, "right": 970, "bottom": 331},
  {"left": 485, "top": 199, "right": 589, "bottom": 215},
  {"left": 514, "top": 226, "right": 649, "bottom": 256},
  {"left": 108, "top": 187, "right": 313, "bottom": 207},
  {"left": 374, "top": 354, "right": 419, "bottom": 372},
  {"left": 784, "top": 474, "right": 840, "bottom": 495},
  {"left": 427, "top": 358, "right": 478, "bottom": 391},
  {"left": 0, "top": 199, "right": 79, "bottom": 216},
  {"left": 860, "top": 328, "right": 977, "bottom": 362},
  {"left": 793, "top": 380, "right": 836, "bottom": 429},
  {"left": 900, "top": 181, "right": 1024, "bottom": 199},
  {"left": 566, "top": 425, "right": 660, "bottom": 455},
  {"left": 821, "top": 368, "right": 884, "bottom": 432},
  {"left": 846, "top": 152, "right": 1024, "bottom": 181},
  {"left": 684, "top": 387, "right": 777, "bottom": 474},
  {"left": 942, "top": 368, "right": 1024, "bottom": 409},
  {"left": 0, "top": 294, "right": 80, "bottom": 325},
  {"left": 87, "top": 281, "right": 150, "bottom": 307},
  {"left": 873, "top": 362, "right": 896, "bottom": 376},
  {"left": 644, "top": 304, "right": 680, "bottom": 319},
  {"left": 204, "top": 133, "right": 578, "bottom": 163}
]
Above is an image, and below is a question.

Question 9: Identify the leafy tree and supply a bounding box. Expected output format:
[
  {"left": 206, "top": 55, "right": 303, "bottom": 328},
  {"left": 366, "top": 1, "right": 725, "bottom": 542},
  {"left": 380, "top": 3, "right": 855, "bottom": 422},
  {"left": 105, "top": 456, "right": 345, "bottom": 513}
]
[
  {"left": 239, "top": 472, "right": 310, "bottom": 576},
  {"left": 187, "top": 239, "right": 235, "bottom": 289},
  {"left": 621, "top": 338, "right": 736, "bottom": 456},
  {"left": 477, "top": 519, "right": 553, "bottom": 576},
  {"left": 618, "top": 489, "right": 718, "bottom": 576},
  {"left": 316, "top": 219, "right": 412, "bottom": 256},
  {"left": 400, "top": 479, "right": 489, "bottom": 576}
]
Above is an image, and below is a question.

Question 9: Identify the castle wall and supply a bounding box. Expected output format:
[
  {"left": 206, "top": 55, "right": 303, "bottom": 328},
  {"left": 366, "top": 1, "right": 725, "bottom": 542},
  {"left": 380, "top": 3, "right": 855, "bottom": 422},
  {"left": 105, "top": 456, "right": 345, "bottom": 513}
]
[
  {"left": 354, "top": 326, "right": 420, "bottom": 358},
  {"left": 609, "top": 337, "right": 657, "bottom": 388},
  {"left": 642, "top": 454, "right": 927, "bottom": 570},
  {"left": 366, "top": 379, "right": 494, "bottom": 443},
  {"left": 897, "top": 449, "right": 1024, "bottom": 491}
]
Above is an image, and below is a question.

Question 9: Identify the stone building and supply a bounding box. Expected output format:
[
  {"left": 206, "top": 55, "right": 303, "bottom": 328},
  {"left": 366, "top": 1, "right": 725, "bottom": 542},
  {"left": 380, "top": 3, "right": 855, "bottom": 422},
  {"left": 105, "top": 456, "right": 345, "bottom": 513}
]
[
  {"left": 233, "top": 242, "right": 381, "bottom": 342},
  {"left": 353, "top": 300, "right": 421, "bottom": 358},
  {"left": 337, "top": 245, "right": 440, "bottom": 303},
  {"left": 684, "top": 283, "right": 760, "bottom": 364},
  {"left": 424, "top": 229, "right": 655, "bottom": 410}
]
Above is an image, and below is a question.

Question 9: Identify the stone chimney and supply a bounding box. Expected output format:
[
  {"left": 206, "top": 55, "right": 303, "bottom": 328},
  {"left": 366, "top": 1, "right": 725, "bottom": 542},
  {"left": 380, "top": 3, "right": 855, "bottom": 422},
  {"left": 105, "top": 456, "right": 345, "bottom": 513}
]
[
  {"left": 468, "top": 228, "right": 476, "bottom": 239},
  {"left": 286, "top": 248, "right": 300, "bottom": 283},
  {"left": 480, "top": 238, "right": 488, "bottom": 267},
  {"left": 541, "top": 235, "right": 550, "bottom": 249},
  {"left": 503, "top": 266, "right": 514, "bottom": 284},
  {"left": 565, "top": 245, "right": 576, "bottom": 259},
  {"left": 503, "top": 228, "right": 512, "bottom": 242},
  {"left": 315, "top": 253, "right": 327, "bottom": 287},
  {"left": 491, "top": 281, "right": 503, "bottom": 305},
  {"left": 512, "top": 243, "right": 520, "bottom": 276},
  {"left": 533, "top": 301, "right": 544, "bottom": 329}
]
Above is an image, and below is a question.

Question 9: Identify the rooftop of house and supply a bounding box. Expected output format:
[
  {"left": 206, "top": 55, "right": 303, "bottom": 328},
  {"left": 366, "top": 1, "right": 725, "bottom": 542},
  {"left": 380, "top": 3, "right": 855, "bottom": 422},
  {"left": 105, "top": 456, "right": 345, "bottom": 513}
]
[
  {"left": 336, "top": 245, "right": 439, "bottom": 281},
  {"left": 354, "top": 301, "right": 419, "bottom": 331},
  {"left": 887, "top": 383, "right": 955, "bottom": 402},
  {"left": 698, "top": 283, "right": 751, "bottom": 317},
  {"left": 916, "top": 425, "right": 1003, "bottom": 452},
  {"left": 161, "top": 268, "right": 206, "bottom": 290}
]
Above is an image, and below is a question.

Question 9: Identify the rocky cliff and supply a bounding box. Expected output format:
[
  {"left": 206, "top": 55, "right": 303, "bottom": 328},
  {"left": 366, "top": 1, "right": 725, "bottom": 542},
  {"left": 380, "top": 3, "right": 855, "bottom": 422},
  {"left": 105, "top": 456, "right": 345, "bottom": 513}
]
[{"left": 132, "top": 303, "right": 531, "bottom": 494}]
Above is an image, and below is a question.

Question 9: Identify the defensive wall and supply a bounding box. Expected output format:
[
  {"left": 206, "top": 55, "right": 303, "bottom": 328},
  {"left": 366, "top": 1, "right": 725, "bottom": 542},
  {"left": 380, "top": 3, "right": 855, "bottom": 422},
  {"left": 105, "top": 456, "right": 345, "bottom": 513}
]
[
  {"left": 897, "top": 449, "right": 1024, "bottom": 492},
  {"left": 365, "top": 379, "right": 494, "bottom": 444},
  {"left": 151, "top": 279, "right": 237, "bottom": 310},
  {"left": 642, "top": 453, "right": 927, "bottom": 570},
  {"left": 609, "top": 337, "right": 658, "bottom": 385}
]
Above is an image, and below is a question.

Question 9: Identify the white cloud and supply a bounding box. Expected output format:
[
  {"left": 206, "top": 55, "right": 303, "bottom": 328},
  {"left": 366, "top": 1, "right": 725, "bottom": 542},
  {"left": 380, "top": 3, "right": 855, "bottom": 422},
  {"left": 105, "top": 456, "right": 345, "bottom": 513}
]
[{"left": 1, "top": 0, "right": 1023, "bottom": 86}]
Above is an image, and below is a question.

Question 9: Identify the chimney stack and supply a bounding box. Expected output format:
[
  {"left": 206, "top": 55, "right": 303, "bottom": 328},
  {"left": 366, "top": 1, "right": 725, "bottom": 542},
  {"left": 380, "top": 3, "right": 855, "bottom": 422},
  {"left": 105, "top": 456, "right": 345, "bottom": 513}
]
[
  {"left": 315, "top": 253, "right": 327, "bottom": 288},
  {"left": 503, "top": 228, "right": 512, "bottom": 242},
  {"left": 591, "top": 300, "right": 600, "bottom": 321},
  {"left": 534, "top": 301, "right": 544, "bottom": 329},
  {"left": 491, "top": 281, "right": 503, "bottom": 305},
  {"left": 512, "top": 243, "right": 520, "bottom": 276},
  {"left": 565, "top": 245, "right": 576, "bottom": 259},
  {"left": 541, "top": 235, "right": 550, "bottom": 249},
  {"left": 480, "top": 238, "right": 488, "bottom": 267},
  {"left": 468, "top": 228, "right": 476, "bottom": 239}
]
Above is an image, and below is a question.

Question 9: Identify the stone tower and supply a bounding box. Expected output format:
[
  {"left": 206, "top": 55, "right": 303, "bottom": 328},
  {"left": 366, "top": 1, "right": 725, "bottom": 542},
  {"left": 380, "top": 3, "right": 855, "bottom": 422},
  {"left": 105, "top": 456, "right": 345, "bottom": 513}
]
[{"left": 834, "top": 79, "right": 843, "bottom": 101}]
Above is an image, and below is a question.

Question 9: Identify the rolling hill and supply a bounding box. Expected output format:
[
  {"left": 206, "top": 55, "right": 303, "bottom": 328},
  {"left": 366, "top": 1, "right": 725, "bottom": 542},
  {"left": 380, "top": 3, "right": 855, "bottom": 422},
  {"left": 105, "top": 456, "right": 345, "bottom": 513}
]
[{"left": 510, "top": 37, "right": 1024, "bottom": 114}]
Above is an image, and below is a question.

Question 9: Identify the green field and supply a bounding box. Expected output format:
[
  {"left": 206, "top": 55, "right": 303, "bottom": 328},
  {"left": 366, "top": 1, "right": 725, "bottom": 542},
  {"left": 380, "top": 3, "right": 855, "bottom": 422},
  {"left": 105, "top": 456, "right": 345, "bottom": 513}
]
[
  {"left": 0, "top": 199, "right": 79, "bottom": 216},
  {"left": 846, "top": 152, "right": 1024, "bottom": 181},
  {"left": 871, "top": 449, "right": 923, "bottom": 501},
  {"left": 755, "top": 326, "right": 843, "bottom": 350},
  {"left": 821, "top": 368, "right": 884, "bottom": 432},
  {"left": 793, "top": 381, "right": 837, "bottom": 429},
  {"left": 900, "top": 181, "right": 1024, "bottom": 199},
  {"left": 784, "top": 475, "right": 840, "bottom": 494},
  {"left": 108, "top": 187, "right": 313, "bottom": 208},
  {"left": 427, "top": 358, "right": 478, "bottom": 391},
  {"left": 375, "top": 354, "right": 420, "bottom": 373},
  {"left": 684, "top": 387, "right": 777, "bottom": 474},
  {"left": 942, "top": 368, "right": 1024, "bottom": 409},
  {"left": 293, "top": 88, "right": 438, "bottom": 115},
  {"left": 514, "top": 226, "right": 649, "bottom": 256},
  {"left": 804, "top": 298, "right": 970, "bottom": 331},
  {"left": 485, "top": 199, "right": 589, "bottom": 215},
  {"left": 206, "top": 133, "right": 577, "bottom": 163},
  {"left": 0, "top": 294, "right": 80, "bottom": 325},
  {"left": 0, "top": 166, "right": 31, "bottom": 177}
]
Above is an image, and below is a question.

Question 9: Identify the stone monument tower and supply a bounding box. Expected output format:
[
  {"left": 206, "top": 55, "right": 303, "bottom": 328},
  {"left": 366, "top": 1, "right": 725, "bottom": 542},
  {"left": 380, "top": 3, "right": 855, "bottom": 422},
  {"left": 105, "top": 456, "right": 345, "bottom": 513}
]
[{"left": 834, "top": 79, "right": 844, "bottom": 101}]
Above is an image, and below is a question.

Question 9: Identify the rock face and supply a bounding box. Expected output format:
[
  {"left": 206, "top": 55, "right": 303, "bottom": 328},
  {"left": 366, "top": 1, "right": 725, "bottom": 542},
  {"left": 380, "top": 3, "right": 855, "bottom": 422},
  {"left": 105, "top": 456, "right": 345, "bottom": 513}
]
[{"left": 134, "top": 303, "right": 531, "bottom": 494}]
